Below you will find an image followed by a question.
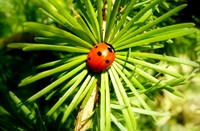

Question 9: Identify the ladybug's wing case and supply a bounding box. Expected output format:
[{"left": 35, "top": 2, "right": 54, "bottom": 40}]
[{"left": 87, "top": 47, "right": 106, "bottom": 72}]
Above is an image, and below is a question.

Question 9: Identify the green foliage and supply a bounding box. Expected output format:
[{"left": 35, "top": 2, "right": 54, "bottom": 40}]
[{"left": 1, "top": 0, "right": 199, "bottom": 130}]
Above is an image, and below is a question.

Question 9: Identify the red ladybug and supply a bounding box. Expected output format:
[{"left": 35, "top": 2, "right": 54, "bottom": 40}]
[{"left": 86, "top": 42, "right": 116, "bottom": 73}]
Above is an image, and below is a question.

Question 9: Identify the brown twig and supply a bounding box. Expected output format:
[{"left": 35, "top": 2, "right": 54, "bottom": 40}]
[{"left": 74, "top": 85, "right": 99, "bottom": 131}]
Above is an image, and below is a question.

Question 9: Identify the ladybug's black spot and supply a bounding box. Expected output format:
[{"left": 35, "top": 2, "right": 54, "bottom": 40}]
[
  {"left": 105, "top": 60, "right": 110, "bottom": 63},
  {"left": 97, "top": 51, "right": 102, "bottom": 56},
  {"left": 95, "top": 46, "right": 98, "bottom": 48},
  {"left": 88, "top": 57, "right": 91, "bottom": 60}
]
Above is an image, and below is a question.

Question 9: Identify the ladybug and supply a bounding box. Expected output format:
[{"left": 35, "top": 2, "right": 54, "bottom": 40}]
[{"left": 86, "top": 42, "right": 116, "bottom": 73}]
